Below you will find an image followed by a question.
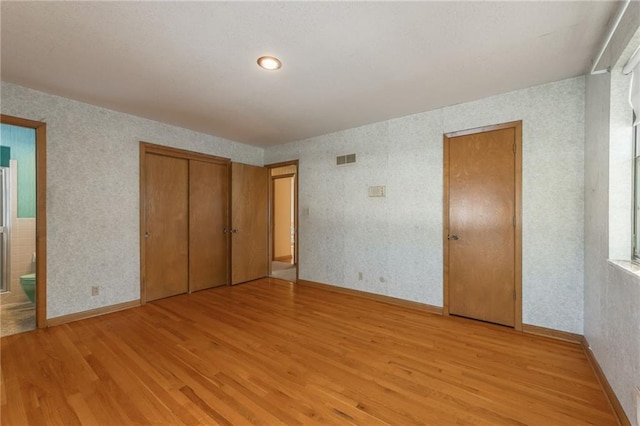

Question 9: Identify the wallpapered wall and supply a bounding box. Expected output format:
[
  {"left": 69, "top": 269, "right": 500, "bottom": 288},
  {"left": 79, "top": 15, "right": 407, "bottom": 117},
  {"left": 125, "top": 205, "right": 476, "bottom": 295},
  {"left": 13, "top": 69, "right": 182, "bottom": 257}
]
[
  {"left": 266, "top": 77, "right": 585, "bottom": 334},
  {"left": 1, "top": 77, "right": 585, "bottom": 334},
  {"left": 585, "top": 68, "right": 640, "bottom": 425},
  {"left": 1, "top": 82, "right": 263, "bottom": 319}
]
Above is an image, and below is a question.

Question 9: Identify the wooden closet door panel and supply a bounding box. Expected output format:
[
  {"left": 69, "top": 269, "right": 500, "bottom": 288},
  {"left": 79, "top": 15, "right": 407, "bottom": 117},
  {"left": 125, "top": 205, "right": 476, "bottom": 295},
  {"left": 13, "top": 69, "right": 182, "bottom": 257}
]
[
  {"left": 189, "top": 160, "right": 229, "bottom": 291},
  {"left": 145, "top": 153, "right": 189, "bottom": 301},
  {"left": 231, "top": 163, "right": 268, "bottom": 285}
]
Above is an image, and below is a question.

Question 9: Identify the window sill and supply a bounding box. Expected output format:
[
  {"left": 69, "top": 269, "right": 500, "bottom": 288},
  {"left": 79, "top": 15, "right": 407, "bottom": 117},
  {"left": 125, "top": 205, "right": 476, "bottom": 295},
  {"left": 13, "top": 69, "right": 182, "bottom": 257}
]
[{"left": 607, "top": 259, "right": 640, "bottom": 279}]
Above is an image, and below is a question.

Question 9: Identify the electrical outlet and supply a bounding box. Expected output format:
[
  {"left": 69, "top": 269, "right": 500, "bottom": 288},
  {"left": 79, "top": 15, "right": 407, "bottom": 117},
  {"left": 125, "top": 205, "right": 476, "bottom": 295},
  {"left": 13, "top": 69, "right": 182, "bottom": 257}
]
[
  {"left": 358, "top": 272, "right": 363, "bottom": 280},
  {"left": 91, "top": 286, "right": 99, "bottom": 296}
]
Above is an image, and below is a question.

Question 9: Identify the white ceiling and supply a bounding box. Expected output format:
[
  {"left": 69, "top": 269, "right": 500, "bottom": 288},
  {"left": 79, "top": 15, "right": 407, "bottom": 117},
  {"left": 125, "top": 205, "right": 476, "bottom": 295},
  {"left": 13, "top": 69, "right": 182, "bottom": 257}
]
[{"left": 1, "top": 1, "right": 619, "bottom": 148}]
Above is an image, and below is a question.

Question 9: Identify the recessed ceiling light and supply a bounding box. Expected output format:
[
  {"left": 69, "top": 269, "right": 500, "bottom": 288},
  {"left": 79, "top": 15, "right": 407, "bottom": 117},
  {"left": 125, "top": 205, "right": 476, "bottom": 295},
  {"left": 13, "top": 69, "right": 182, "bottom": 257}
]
[{"left": 257, "top": 56, "right": 282, "bottom": 71}]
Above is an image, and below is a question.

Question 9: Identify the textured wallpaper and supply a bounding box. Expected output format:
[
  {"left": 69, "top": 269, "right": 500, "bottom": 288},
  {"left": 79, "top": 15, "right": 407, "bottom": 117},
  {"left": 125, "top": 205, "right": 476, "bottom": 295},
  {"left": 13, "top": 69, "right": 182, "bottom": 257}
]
[
  {"left": 584, "top": 72, "right": 610, "bottom": 350},
  {"left": 585, "top": 67, "right": 640, "bottom": 424},
  {"left": 1, "top": 82, "right": 263, "bottom": 319},
  {"left": 266, "top": 77, "right": 585, "bottom": 334},
  {"left": 1, "top": 78, "right": 586, "bottom": 334},
  {"left": 0, "top": 124, "right": 36, "bottom": 217},
  {"left": 601, "top": 262, "right": 640, "bottom": 426}
]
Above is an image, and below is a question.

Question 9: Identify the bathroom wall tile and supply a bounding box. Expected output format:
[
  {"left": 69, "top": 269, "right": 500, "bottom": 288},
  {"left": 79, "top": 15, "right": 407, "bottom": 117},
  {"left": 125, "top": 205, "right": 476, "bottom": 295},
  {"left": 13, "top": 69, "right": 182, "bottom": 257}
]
[{"left": 10, "top": 218, "right": 36, "bottom": 290}]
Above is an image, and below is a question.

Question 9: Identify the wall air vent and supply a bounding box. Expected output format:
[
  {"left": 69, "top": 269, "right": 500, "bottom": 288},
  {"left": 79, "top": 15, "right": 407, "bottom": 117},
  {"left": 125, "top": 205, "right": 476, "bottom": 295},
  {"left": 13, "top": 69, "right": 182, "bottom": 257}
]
[{"left": 336, "top": 153, "right": 356, "bottom": 166}]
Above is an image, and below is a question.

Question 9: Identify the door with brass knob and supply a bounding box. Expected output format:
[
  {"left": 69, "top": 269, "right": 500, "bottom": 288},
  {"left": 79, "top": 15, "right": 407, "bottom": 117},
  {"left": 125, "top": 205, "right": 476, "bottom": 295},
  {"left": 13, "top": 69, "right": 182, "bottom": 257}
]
[
  {"left": 444, "top": 122, "right": 521, "bottom": 328},
  {"left": 231, "top": 163, "right": 268, "bottom": 285}
]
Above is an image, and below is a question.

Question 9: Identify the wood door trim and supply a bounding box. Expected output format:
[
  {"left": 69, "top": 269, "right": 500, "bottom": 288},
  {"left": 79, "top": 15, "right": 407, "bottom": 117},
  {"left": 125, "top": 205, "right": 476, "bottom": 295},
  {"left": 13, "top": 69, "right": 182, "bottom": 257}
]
[
  {"left": 140, "top": 141, "right": 230, "bottom": 165},
  {"left": 442, "top": 120, "right": 522, "bottom": 330},
  {"left": 266, "top": 160, "right": 299, "bottom": 169},
  {"left": 514, "top": 122, "right": 523, "bottom": 331},
  {"left": 1, "top": 114, "right": 47, "bottom": 328},
  {"left": 445, "top": 123, "right": 519, "bottom": 139},
  {"left": 139, "top": 142, "right": 231, "bottom": 304},
  {"left": 443, "top": 135, "right": 450, "bottom": 316},
  {"left": 139, "top": 143, "right": 147, "bottom": 304},
  {"left": 265, "top": 160, "right": 299, "bottom": 282},
  {"left": 226, "top": 165, "right": 232, "bottom": 287}
]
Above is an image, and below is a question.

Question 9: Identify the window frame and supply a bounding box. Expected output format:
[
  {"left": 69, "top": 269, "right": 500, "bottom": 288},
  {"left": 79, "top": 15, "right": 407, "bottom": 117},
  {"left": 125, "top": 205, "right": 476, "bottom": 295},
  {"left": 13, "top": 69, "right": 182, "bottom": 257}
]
[{"left": 633, "top": 118, "right": 640, "bottom": 261}]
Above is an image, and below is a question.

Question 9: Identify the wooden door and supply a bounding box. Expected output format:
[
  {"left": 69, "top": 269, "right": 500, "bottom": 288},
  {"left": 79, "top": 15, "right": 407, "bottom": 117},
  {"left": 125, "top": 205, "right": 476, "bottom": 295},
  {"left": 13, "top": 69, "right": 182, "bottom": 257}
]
[
  {"left": 189, "top": 160, "right": 229, "bottom": 292},
  {"left": 144, "top": 153, "right": 189, "bottom": 301},
  {"left": 444, "top": 122, "right": 521, "bottom": 327},
  {"left": 231, "top": 163, "right": 268, "bottom": 285}
]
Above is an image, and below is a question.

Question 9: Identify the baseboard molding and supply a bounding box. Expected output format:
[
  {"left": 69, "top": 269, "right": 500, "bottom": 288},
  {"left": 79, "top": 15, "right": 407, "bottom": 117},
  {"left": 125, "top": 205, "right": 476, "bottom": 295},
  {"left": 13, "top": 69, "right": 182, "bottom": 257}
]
[
  {"left": 297, "top": 279, "right": 443, "bottom": 315},
  {"left": 521, "top": 324, "right": 582, "bottom": 344},
  {"left": 273, "top": 255, "right": 293, "bottom": 262},
  {"left": 47, "top": 300, "right": 141, "bottom": 327},
  {"left": 581, "top": 336, "right": 631, "bottom": 426}
]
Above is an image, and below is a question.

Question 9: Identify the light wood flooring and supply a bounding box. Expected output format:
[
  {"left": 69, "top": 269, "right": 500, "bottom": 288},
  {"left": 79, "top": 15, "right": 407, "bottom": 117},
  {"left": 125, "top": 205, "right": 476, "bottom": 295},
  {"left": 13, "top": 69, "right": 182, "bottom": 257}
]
[{"left": 1, "top": 278, "right": 617, "bottom": 425}]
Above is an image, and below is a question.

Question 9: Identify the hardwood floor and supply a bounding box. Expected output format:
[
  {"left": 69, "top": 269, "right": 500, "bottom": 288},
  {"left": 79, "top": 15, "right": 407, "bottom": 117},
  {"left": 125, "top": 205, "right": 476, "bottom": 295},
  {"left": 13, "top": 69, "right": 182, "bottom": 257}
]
[{"left": 1, "top": 278, "right": 617, "bottom": 425}]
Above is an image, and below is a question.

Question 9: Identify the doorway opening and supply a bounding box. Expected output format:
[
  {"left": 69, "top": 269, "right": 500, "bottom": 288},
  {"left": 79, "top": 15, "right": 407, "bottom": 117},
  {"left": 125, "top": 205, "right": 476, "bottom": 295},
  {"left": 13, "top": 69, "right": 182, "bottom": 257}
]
[
  {"left": 0, "top": 115, "right": 46, "bottom": 335},
  {"left": 268, "top": 161, "right": 298, "bottom": 283}
]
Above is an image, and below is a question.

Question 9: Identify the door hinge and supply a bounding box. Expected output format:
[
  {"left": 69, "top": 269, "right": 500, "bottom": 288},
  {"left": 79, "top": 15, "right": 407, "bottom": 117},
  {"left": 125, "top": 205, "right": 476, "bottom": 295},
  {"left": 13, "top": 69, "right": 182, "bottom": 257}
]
[
  {"left": 513, "top": 216, "right": 516, "bottom": 227},
  {"left": 513, "top": 143, "right": 516, "bottom": 154}
]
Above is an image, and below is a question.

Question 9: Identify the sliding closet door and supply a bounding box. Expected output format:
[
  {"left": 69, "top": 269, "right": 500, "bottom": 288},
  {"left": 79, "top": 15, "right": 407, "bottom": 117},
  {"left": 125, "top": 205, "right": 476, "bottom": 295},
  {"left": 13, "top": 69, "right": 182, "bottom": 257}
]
[
  {"left": 144, "top": 153, "right": 189, "bottom": 301},
  {"left": 231, "top": 163, "right": 268, "bottom": 284},
  {"left": 189, "top": 160, "right": 229, "bottom": 291}
]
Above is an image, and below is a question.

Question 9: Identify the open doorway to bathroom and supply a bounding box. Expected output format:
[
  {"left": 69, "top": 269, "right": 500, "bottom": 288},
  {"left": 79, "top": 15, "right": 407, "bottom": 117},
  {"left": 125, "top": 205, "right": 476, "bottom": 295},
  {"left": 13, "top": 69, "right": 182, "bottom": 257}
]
[
  {"left": 268, "top": 161, "right": 298, "bottom": 283},
  {"left": 0, "top": 115, "right": 46, "bottom": 336}
]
